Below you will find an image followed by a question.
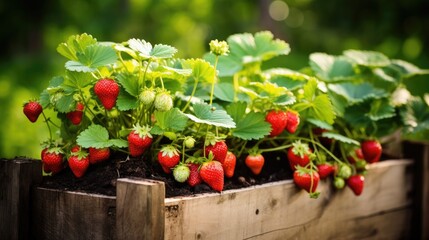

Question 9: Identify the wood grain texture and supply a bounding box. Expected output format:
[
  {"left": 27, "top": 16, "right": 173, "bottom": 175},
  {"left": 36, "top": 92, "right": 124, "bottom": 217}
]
[
  {"left": 0, "top": 159, "right": 42, "bottom": 240},
  {"left": 116, "top": 178, "right": 165, "bottom": 240},
  {"left": 164, "top": 160, "right": 414, "bottom": 240},
  {"left": 403, "top": 141, "right": 429, "bottom": 240},
  {"left": 31, "top": 188, "right": 116, "bottom": 240}
]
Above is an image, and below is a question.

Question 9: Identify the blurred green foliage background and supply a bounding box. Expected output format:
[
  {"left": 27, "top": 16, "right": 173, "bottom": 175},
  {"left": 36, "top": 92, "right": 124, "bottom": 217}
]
[{"left": 0, "top": 0, "right": 427, "bottom": 158}]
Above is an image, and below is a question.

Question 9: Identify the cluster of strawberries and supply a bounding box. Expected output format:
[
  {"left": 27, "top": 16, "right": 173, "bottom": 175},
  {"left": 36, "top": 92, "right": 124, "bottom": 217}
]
[{"left": 24, "top": 78, "right": 119, "bottom": 177}]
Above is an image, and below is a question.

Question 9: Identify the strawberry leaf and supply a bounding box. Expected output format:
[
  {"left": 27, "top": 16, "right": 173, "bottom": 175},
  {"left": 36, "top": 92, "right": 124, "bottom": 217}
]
[
  {"left": 116, "top": 73, "right": 139, "bottom": 97},
  {"left": 116, "top": 91, "right": 138, "bottom": 111},
  {"left": 226, "top": 102, "right": 270, "bottom": 140},
  {"left": 328, "top": 83, "right": 387, "bottom": 105},
  {"left": 64, "top": 71, "right": 93, "bottom": 89},
  {"left": 128, "top": 39, "right": 177, "bottom": 59},
  {"left": 343, "top": 50, "right": 390, "bottom": 67},
  {"left": 77, "top": 124, "right": 126, "bottom": 148},
  {"left": 226, "top": 101, "right": 247, "bottom": 123},
  {"left": 295, "top": 79, "right": 336, "bottom": 124},
  {"left": 232, "top": 112, "right": 271, "bottom": 140},
  {"left": 214, "top": 82, "right": 235, "bottom": 102},
  {"left": 65, "top": 44, "right": 117, "bottom": 72},
  {"left": 321, "top": 132, "right": 359, "bottom": 145},
  {"left": 153, "top": 108, "right": 188, "bottom": 133},
  {"left": 55, "top": 94, "right": 75, "bottom": 113},
  {"left": 228, "top": 31, "right": 290, "bottom": 64},
  {"left": 186, "top": 103, "right": 236, "bottom": 128},
  {"left": 367, "top": 98, "right": 396, "bottom": 121},
  {"left": 182, "top": 59, "right": 216, "bottom": 85},
  {"left": 57, "top": 33, "right": 97, "bottom": 61},
  {"left": 306, "top": 118, "right": 333, "bottom": 131},
  {"left": 309, "top": 53, "right": 355, "bottom": 82},
  {"left": 77, "top": 124, "right": 111, "bottom": 148}
]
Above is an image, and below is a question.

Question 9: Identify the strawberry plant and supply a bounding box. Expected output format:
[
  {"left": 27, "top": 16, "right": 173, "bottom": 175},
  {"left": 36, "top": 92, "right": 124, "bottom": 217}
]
[{"left": 24, "top": 31, "right": 428, "bottom": 198}]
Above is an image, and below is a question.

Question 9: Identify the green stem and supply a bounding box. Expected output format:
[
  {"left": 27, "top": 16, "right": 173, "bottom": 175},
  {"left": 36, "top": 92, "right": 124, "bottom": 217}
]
[
  {"left": 209, "top": 55, "right": 219, "bottom": 105},
  {"left": 42, "top": 112, "right": 53, "bottom": 141},
  {"left": 259, "top": 144, "right": 292, "bottom": 153},
  {"left": 181, "top": 75, "right": 200, "bottom": 112}
]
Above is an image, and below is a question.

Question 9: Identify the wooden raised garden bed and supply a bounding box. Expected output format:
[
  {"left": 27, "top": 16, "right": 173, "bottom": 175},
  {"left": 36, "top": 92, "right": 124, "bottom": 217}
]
[{"left": 0, "top": 158, "right": 413, "bottom": 240}]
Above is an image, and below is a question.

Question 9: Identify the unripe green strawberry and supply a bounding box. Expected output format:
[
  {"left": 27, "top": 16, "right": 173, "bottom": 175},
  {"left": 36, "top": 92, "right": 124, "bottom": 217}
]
[
  {"left": 94, "top": 78, "right": 120, "bottom": 110},
  {"left": 154, "top": 92, "right": 173, "bottom": 112},
  {"left": 200, "top": 161, "right": 224, "bottom": 192},
  {"left": 173, "top": 164, "right": 190, "bottom": 183},
  {"left": 337, "top": 164, "right": 352, "bottom": 179},
  {"left": 184, "top": 136, "right": 195, "bottom": 149},
  {"left": 23, "top": 101, "right": 43, "bottom": 123},
  {"left": 334, "top": 177, "right": 345, "bottom": 189},
  {"left": 139, "top": 89, "right": 156, "bottom": 106},
  {"left": 68, "top": 151, "right": 90, "bottom": 178},
  {"left": 158, "top": 145, "right": 180, "bottom": 174}
]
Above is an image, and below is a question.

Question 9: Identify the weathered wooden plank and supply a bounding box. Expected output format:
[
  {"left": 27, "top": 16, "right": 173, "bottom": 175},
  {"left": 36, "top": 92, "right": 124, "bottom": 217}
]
[
  {"left": 116, "top": 178, "right": 165, "bottom": 240},
  {"left": 0, "top": 159, "right": 42, "bottom": 240},
  {"left": 403, "top": 141, "right": 429, "bottom": 240},
  {"left": 164, "top": 159, "right": 413, "bottom": 240},
  {"left": 31, "top": 188, "right": 116, "bottom": 240}
]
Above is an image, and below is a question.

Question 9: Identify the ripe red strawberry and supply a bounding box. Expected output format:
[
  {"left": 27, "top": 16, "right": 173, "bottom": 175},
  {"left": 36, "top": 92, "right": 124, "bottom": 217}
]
[
  {"left": 94, "top": 78, "right": 120, "bottom": 110},
  {"left": 285, "top": 110, "right": 300, "bottom": 134},
  {"left": 158, "top": 145, "right": 180, "bottom": 174},
  {"left": 89, "top": 147, "right": 110, "bottom": 164},
  {"left": 42, "top": 147, "right": 64, "bottom": 174},
  {"left": 127, "top": 124, "right": 153, "bottom": 157},
  {"left": 361, "top": 140, "right": 382, "bottom": 163},
  {"left": 205, "top": 140, "right": 228, "bottom": 163},
  {"left": 68, "top": 151, "right": 90, "bottom": 178},
  {"left": 347, "top": 174, "right": 365, "bottom": 196},
  {"left": 23, "top": 101, "right": 43, "bottom": 123},
  {"left": 287, "top": 141, "right": 312, "bottom": 170},
  {"left": 245, "top": 153, "right": 265, "bottom": 175},
  {"left": 265, "top": 110, "right": 288, "bottom": 137},
  {"left": 66, "top": 102, "right": 84, "bottom": 125},
  {"left": 223, "top": 151, "right": 236, "bottom": 178},
  {"left": 42, "top": 148, "right": 63, "bottom": 167},
  {"left": 316, "top": 163, "right": 335, "bottom": 179},
  {"left": 200, "top": 161, "right": 224, "bottom": 192},
  {"left": 70, "top": 145, "right": 81, "bottom": 153},
  {"left": 293, "top": 167, "right": 320, "bottom": 197},
  {"left": 187, "top": 163, "right": 203, "bottom": 187}
]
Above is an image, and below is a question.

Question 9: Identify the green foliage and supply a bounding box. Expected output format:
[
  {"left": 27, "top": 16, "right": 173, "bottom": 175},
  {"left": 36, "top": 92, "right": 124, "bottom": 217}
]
[
  {"left": 77, "top": 124, "right": 128, "bottom": 148},
  {"left": 185, "top": 103, "right": 236, "bottom": 128},
  {"left": 226, "top": 102, "right": 271, "bottom": 140}
]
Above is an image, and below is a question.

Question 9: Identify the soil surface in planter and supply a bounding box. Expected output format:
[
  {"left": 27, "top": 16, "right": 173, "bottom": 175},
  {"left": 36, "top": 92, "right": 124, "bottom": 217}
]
[{"left": 39, "top": 151, "right": 293, "bottom": 198}]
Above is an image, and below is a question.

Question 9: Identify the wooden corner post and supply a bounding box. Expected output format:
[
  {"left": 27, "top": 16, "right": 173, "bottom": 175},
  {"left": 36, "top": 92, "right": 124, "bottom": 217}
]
[
  {"left": 116, "top": 178, "right": 165, "bottom": 240},
  {"left": 0, "top": 158, "right": 42, "bottom": 240}
]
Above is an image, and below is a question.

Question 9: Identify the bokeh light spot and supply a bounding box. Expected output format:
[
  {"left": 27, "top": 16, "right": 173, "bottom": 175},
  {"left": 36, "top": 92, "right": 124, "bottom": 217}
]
[{"left": 269, "top": 0, "right": 289, "bottom": 21}]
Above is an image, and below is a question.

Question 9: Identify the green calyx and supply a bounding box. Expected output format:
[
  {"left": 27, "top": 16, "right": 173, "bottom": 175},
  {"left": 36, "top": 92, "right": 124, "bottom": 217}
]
[
  {"left": 160, "top": 145, "right": 179, "bottom": 158},
  {"left": 132, "top": 123, "right": 153, "bottom": 139},
  {"left": 291, "top": 140, "right": 311, "bottom": 158}
]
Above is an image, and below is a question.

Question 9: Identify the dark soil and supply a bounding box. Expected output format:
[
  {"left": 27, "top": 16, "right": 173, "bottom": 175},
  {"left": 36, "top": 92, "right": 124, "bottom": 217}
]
[{"left": 39, "top": 151, "right": 293, "bottom": 198}]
